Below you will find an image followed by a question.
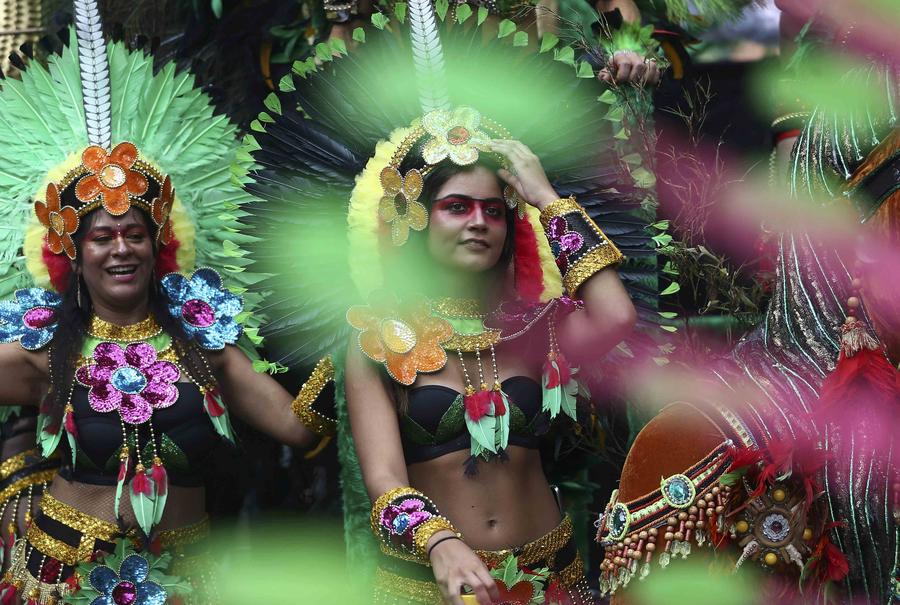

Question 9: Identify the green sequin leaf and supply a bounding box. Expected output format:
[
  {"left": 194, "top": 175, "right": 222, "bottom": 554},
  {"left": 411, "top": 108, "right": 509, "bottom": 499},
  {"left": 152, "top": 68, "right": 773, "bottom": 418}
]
[{"left": 434, "top": 395, "right": 466, "bottom": 443}]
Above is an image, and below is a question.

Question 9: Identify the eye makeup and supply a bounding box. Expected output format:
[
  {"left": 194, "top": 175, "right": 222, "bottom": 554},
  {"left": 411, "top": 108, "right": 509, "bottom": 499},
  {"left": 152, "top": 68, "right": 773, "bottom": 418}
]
[{"left": 432, "top": 195, "right": 506, "bottom": 222}]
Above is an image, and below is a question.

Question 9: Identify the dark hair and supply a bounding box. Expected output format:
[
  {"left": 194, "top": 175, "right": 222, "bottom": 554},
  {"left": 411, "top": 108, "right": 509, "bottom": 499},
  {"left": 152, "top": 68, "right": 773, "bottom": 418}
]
[{"left": 45, "top": 208, "right": 214, "bottom": 427}]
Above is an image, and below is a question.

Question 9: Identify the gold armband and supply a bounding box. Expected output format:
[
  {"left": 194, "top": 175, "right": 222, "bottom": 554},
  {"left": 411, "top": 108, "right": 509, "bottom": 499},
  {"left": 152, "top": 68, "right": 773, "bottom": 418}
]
[
  {"left": 291, "top": 356, "right": 337, "bottom": 438},
  {"left": 540, "top": 196, "right": 623, "bottom": 297},
  {"left": 371, "top": 487, "right": 461, "bottom": 563}
]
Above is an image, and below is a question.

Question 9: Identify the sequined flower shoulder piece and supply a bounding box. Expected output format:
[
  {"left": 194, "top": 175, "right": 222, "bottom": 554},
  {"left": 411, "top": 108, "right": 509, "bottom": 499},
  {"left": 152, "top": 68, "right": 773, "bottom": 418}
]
[
  {"left": 160, "top": 268, "right": 244, "bottom": 350},
  {"left": 0, "top": 288, "right": 62, "bottom": 351},
  {"left": 347, "top": 293, "right": 453, "bottom": 386}
]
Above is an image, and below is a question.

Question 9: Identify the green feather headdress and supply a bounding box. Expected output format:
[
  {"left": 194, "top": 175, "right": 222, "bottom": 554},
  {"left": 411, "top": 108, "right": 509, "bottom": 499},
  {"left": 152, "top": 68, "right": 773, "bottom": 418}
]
[{"left": 0, "top": 0, "right": 263, "bottom": 341}]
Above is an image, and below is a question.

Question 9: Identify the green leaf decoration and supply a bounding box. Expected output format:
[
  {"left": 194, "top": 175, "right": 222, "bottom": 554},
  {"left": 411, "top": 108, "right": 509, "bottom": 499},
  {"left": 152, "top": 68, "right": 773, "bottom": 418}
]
[
  {"left": 576, "top": 61, "right": 594, "bottom": 78},
  {"left": 661, "top": 281, "right": 681, "bottom": 296},
  {"left": 658, "top": 311, "right": 678, "bottom": 319},
  {"left": 371, "top": 12, "right": 389, "bottom": 30},
  {"left": 541, "top": 362, "right": 562, "bottom": 417},
  {"left": 465, "top": 411, "right": 498, "bottom": 453},
  {"left": 554, "top": 45, "right": 575, "bottom": 65},
  {"left": 211, "top": 0, "right": 222, "bottom": 18},
  {"left": 129, "top": 476, "right": 157, "bottom": 536},
  {"left": 330, "top": 38, "right": 348, "bottom": 56},
  {"left": 456, "top": 3, "right": 472, "bottom": 23},
  {"left": 278, "top": 73, "right": 295, "bottom": 93},
  {"left": 263, "top": 92, "right": 282, "bottom": 115},
  {"left": 352, "top": 27, "right": 366, "bottom": 42},
  {"left": 315, "top": 43, "right": 333, "bottom": 63},
  {"left": 598, "top": 89, "right": 617, "bottom": 104},
  {"left": 496, "top": 391, "right": 511, "bottom": 450},
  {"left": 513, "top": 31, "right": 529, "bottom": 47},
  {"left": 435, "top": 0, "right": 450, "bottom": 20},
  {"left": 476, "top": 6, "right": 488, "bottom": 25},
  {"left": 539, "top": 33, "right": 558, "bottom": 53},
  {"left": 631, "top": 166, "right": 656, "bottom": 188},
  {"left": 394, "top": 2, "right": 407, "bottom": 23},
  {"left": 497, "top": 19, "right": 516, "bottom": 39},
  {"left": 561, "top": 379, "right": 579, "bottom": 421}
]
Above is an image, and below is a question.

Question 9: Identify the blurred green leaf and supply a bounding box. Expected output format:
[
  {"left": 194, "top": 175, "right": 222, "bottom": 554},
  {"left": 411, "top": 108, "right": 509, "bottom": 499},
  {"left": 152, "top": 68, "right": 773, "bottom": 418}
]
[
  {"left": 540, "top": 33, "right": 558, "bottom": 53},
  {"left": 456, "top": 3, "right": 472, "bottom": 23},
  {"left": 498, "top": 19, "right": 516, "bottom": 38}
]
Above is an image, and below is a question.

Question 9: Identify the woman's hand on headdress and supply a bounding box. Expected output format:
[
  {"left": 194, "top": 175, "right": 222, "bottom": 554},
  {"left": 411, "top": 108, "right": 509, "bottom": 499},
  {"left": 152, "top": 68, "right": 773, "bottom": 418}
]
[{"left": 490, "top": 139, "right": 559, "bottom": 211}]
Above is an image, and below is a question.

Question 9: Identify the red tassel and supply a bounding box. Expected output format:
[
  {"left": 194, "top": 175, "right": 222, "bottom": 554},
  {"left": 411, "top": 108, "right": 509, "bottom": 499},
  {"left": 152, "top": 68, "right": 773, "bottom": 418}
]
[
  {"left": 817, "top": 346, "right": 900, "bottom": 420},
  {"left": 555, "top": 353, "right": 572, "bottom": 385},
  {"left": 151, "top": 459, "right": 168, "bottom": 497},
  {"left": 0, "top": 584, "right": 19, "bottom": 605},
  {"left": 512, "top": 215, "right": 544, "bottom": 302},
  {"left": 204, "top": 388, "right": 225, "bottom": 417},
  {"left": 117, "top": 454, "right": 132, "bottom": 482},
  {"left": 155, "top": 236, "right": 181, "bottom": 275},
  {"left": 490, "top": 389, "right": 506, "bottom": 416},
  {"left": 43, "top": 241, "right": 71, "bottom": 292},
  {"left": 64, "top": 406, "right": 78, "bottom": 438},
  {"left": 131, "top": 467, "right": 152, "bottom": 496},
  {"left": 543, "top": 359, "right": 561, "bottom": 389},
  {"left": 821, "top": 540, "right": 850, "bottom": 582},
  {"left": 464, "top": 390, "right": 492, "bottom": 421}
]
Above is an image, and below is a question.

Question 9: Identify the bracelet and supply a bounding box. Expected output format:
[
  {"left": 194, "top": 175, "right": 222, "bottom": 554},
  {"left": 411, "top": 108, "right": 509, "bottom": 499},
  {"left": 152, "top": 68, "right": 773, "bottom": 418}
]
[
  {"left": 371, "top": 487, "right": 461, "bottom": 563},
  {"left": 540, "top": 197, "right": 623, "bottom": 297},
  {"left": 291, "top": 356, "right": 336, "bottom": 437},
  {"left": 427, "top": 534, "right": 461, "bottom": 558}
]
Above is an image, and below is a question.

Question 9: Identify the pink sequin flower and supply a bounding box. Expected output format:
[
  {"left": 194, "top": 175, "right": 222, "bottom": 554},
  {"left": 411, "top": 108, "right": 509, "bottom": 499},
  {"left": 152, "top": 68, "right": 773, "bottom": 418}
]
[
  {"left": 379, "top": 498, "right": 434, "bottom": 548},
  {"left": 76, "top": 342, "right": 180, "bottom": 425}
]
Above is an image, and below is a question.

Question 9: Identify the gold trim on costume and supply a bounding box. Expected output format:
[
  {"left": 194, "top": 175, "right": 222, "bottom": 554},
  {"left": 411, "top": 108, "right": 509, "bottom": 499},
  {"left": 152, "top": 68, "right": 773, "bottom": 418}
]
[
  {"left": 431, "top": 297, "right": 484, "bottom": 319},
  {"left": 0, "top": 450, "right": 33, "bottom": 481},
  {"left": 0, "top": 469, "right": 56, "bottom": 504},
  {"left": 5, "top": 541, "right": 72, "bottom": 604},
  {"left": 25, "top": 522, "right": 84, "bottom": 566},
  {"left": 86, "top": 314, "right": 163, "bottom": 342},
  {"left": 475, "top": 515, "right": 573, "bottom": 568},
  {"left": 158, "top": 516, "right": 211, "bottom": 549},
  {"left": 291, "top": 356, "right": 337, "bottom": 437},
  {"left": 374, "top": 566, "right": 443, "bottom": 604},
  {"left": 441, "top": 329, "right": 502, "bottom": 353}
]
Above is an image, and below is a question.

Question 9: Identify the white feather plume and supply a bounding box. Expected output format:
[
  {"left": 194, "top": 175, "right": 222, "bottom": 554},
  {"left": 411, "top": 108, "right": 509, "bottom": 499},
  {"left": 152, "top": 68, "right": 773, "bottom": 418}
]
[
  {"left": 73, "top": 0, "right": 112, "bottom": 149},
  {"left": 407, "top": 0, "right": 450, "bottom": 113}
]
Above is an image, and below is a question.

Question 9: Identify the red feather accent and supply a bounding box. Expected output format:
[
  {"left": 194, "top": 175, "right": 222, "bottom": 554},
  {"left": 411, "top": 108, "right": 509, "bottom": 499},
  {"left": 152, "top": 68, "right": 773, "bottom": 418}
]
[
  {"left": 151, "top": 461, "right": 168, "bottom": 497},
  {"left": 131, "top": 468, "right": 152, "bottom": 496},
  {"left": 555, "top": 353, "right": 572, "bottom": 385},
  {"left": 0, "top": 584, "right": 20, "bottom": 605},
  {"left": 726, "top": 445, "right": 765, "bottom": 472},
  {"left": 64, "top": 408, "right": 78, "bottom": 438},
  {"left": 489, "top": 389, "right": 507, "bottom": 416},
  {"left": 821, "top": 540, "right": 850, "bottom": 582},
  {"left": 43, "top": 242, "right": 71, "bottom": 293},
  {"left": 543, "top": 358, "right": 560, "bottom": 389},
  {"left": 204, "top": 389, "right": 225, "bottom": 417},
  {"left": 513, "top": 215, "right": 544, "bottom": 302},
  {"left": 155, "top": 236, "right": 180, "bottom": 275},
  {"left": 117, "top": 455, "right": 132, "bottom": 482},
  {"left": 817, "top": 347, "right": 900, "bottom": 421},
  {"left": 464, "top": 390, "right": 492, "bottom": 421}
]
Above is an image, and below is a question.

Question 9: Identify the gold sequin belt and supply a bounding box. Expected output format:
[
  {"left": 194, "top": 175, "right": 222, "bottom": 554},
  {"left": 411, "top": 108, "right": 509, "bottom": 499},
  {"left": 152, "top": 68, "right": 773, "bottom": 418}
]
[
  {"left": 374, "top": 516, "right": 586, "bottom": 605},
  {"left": 24, "top": 493, "right": 210, "bottom": 566}
]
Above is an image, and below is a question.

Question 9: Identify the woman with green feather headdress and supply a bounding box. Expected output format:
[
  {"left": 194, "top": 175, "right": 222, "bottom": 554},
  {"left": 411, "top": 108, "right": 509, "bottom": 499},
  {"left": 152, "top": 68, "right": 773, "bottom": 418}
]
[{"left": 0, "top": 1, "right": 338, "bottom": 603}]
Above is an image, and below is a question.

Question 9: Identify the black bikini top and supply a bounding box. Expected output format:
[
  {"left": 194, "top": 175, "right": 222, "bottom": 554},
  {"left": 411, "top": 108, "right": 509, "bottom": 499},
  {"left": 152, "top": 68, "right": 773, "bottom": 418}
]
[
  {"left": 59, "top": 383, "right": 221, "bottom": 487},
  {"left": 399, "top": 376, "right": 550, "bottom": 465}
]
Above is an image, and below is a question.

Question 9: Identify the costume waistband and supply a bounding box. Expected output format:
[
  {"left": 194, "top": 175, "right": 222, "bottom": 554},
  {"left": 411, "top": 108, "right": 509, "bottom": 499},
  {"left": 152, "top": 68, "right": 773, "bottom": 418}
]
[{"left": 375, "top": 516, "right": 587, "bottom": 605}]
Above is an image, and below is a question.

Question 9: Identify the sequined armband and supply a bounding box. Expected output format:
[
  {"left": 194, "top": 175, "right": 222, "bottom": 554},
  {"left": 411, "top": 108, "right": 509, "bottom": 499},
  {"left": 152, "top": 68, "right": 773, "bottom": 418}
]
[
  {"left": 540, "top": 197, "right": 623, "bottom": 297},
  {"left": 291, "top": 356, "right": 337, "bottom": 438},
  {"left": 371, "top": 487, "right": 461, "bottom": 563}
]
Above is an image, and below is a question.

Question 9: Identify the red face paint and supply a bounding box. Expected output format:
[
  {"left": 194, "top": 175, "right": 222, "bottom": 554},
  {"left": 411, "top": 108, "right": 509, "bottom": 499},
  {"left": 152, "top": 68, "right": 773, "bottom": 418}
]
[
  {"left": 84, "top": 223, "right": 150, "bottom": 244},
  {"left": 432, "top": 195, "right": 507, "bottom": 223}
]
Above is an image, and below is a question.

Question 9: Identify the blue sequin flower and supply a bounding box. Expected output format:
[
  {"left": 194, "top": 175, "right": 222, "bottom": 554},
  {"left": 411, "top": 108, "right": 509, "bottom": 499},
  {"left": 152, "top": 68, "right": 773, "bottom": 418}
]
[
  {"left": 0, "top": 288, "right": 62, "bottom": 351},
  {"left": 88, "top": 553, "right": 167, "bottom": 605},
  {"left": 160, "top": 267, "right": 243, "bottom": 350}
]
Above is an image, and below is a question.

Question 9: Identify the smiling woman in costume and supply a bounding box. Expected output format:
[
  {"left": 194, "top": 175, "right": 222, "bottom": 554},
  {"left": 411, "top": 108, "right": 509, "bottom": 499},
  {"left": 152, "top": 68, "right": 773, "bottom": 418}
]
[{"left": 0, "top": 3, "right": 335, "bottom": 603}]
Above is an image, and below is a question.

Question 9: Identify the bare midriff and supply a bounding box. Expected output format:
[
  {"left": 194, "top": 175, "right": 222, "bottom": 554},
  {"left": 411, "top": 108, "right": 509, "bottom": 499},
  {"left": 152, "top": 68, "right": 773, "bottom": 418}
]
[
  {"left": 407, "top": 446, "right": 561, "bottom": 551},
  {"left": 47, "top": 474, "right": 207, "bottom": 531}
]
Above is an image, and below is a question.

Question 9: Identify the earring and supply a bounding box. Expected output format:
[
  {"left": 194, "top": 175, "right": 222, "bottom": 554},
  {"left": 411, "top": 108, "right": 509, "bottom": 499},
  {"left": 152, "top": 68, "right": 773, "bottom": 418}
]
[{"left": 76, "top": 277, "right": 83, "bottom": 309}]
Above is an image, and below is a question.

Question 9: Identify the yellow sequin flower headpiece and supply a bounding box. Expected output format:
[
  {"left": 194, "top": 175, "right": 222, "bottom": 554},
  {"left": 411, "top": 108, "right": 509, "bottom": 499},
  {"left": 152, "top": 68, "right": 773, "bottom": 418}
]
[
  {"left": 375, "top": 106, "right": 522, "bottom": 247},
  {"left": 347, "top": 109, "right": 561, "bottom": 303}
]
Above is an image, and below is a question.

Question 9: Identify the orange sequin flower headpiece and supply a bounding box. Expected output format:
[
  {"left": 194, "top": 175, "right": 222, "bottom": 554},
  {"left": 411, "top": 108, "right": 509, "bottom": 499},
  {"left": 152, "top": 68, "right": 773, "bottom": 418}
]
[{"left": 34, "top": 142, "right": 174, "bottom": 260}]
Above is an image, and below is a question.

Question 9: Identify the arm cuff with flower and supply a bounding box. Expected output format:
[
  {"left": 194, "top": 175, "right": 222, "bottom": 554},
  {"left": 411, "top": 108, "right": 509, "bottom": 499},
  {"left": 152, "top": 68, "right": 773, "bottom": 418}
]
[
  {"left": 291, "top": 356, "right": 338, "bottom": 438},
  {"left": 371, "top": 486, "right": 461, "bottom": 563},
  {"left": 540, "top": 197, "right": 623, "bottom": 298}
]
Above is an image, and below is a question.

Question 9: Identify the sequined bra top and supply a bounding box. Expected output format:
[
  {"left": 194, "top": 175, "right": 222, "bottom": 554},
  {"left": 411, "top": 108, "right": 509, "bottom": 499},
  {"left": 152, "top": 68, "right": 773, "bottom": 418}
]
[{"left": 399, "top": 376, "right": 548, "bottom": 465}]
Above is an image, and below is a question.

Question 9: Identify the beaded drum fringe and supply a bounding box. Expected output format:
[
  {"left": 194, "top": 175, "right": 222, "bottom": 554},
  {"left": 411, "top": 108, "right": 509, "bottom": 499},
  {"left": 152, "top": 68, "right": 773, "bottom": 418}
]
[
  {"left": 373, "top": 516, "right": 593, "bottom": 604},
  {"left": 596, "top": 441, "right": 734, "bottom": 595}
]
